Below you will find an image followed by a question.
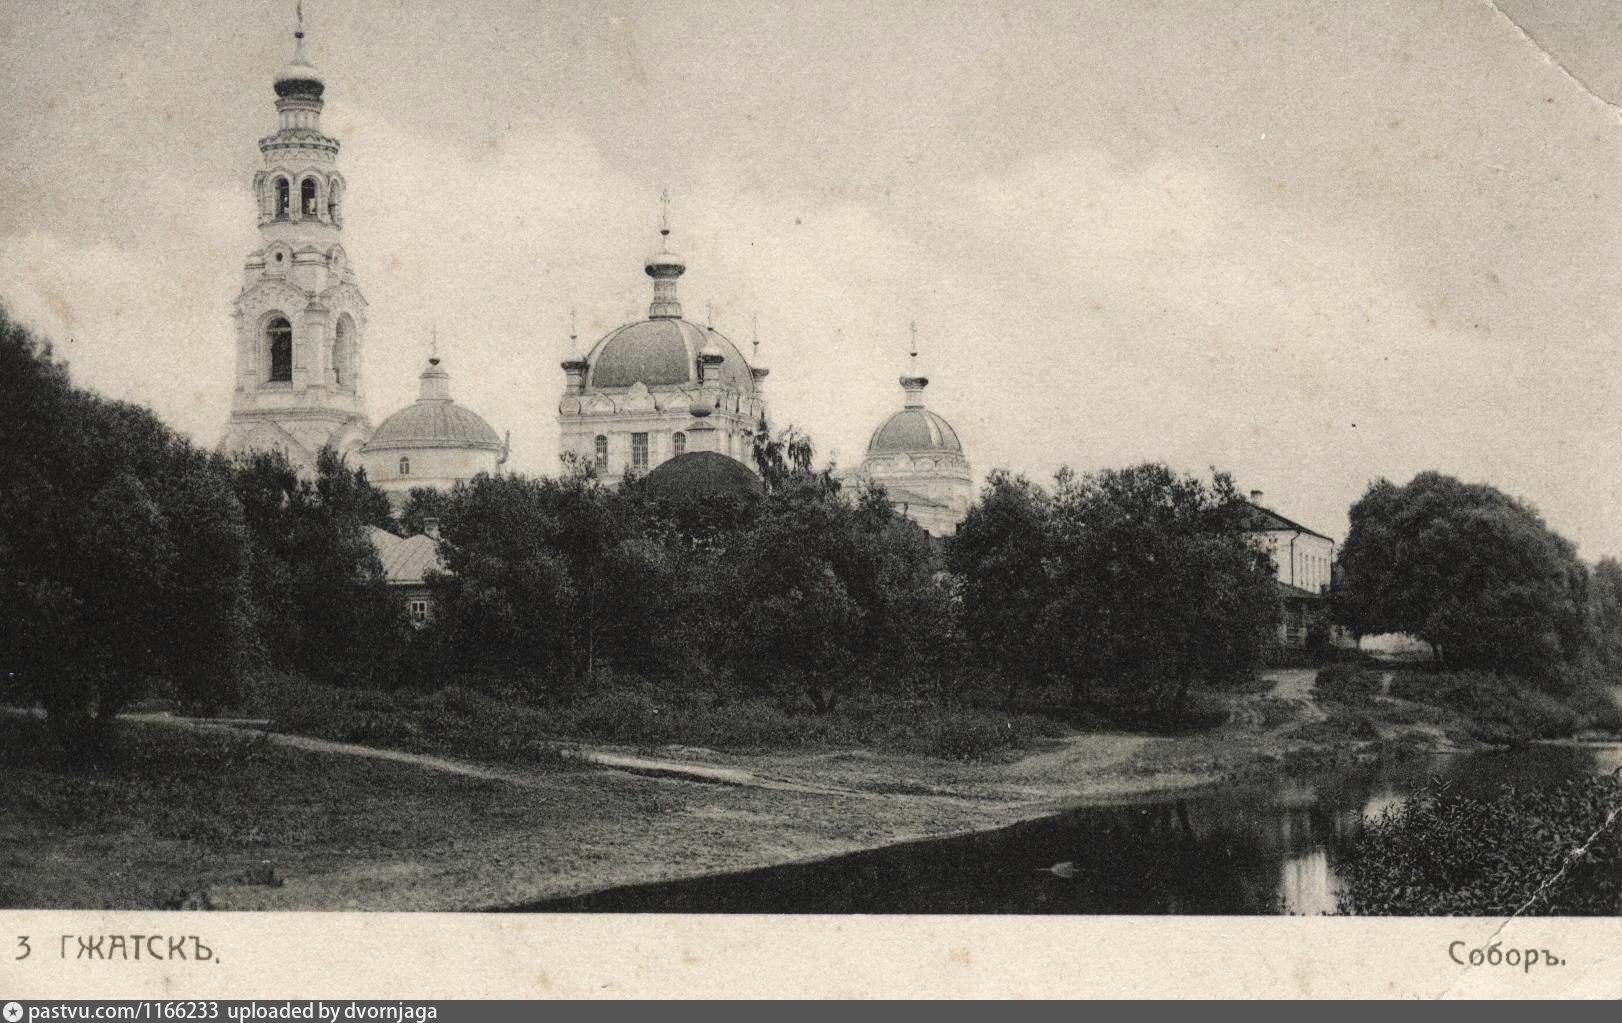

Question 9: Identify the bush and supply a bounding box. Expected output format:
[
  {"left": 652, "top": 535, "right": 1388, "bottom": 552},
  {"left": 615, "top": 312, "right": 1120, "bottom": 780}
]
[
  {"left": 1389, "top": 670, "right": 1592, "bottom": 744},
  {"left": 1313, "top": 663, "right": 1383, "bottom": 704},
  {"left": 1339, "top": 775, "right": 1622, "bottom": 916}
]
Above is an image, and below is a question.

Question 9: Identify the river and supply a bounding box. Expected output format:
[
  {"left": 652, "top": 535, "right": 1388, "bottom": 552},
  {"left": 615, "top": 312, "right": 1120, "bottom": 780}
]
[{"left": 522, "top": 743, "right": 1621, "bottom": 915}]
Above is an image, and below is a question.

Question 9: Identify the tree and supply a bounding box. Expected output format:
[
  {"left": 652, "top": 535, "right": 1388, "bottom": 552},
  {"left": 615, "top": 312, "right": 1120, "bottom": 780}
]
[
  {"left": 1588, "top": 557, "right": 1622, "bottom": 670},
  {"left": 947, "top": 470, "right": 1057, "bottom": 705},
  {"left": 0, "top": 304, "right": 254, "bottom": 755},
  {"left": 229, "top": 446, "right": 404, "bottom": 687},
  {"left": 399, "top": 485, "right": 453, "bottom": 536},
  {"left": 1335, "top": 472, "right": 1591, "bottom": 678},
  {"left": 425, "top": 471, "right": 671, "bottom": 689},
  {"left": 1044, "top": 464, "right": 1278, "bottom": 715}
]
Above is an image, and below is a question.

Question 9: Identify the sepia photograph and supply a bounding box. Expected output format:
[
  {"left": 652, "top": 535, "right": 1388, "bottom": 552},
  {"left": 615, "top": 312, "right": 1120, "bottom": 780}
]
[{"left": 1, "top": 0, "right": 1620, "bottom": 1000}]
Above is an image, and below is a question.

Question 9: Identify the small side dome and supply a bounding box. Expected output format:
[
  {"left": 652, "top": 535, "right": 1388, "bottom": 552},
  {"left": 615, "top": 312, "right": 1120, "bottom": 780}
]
[
  {"left": 867, "top": 408, "right": 963, "bottom": 455},
  {"left": 642, "top": 451, "right": 764, "bottom": 502},
  {"left": 362, "top": 358, "right": 504, "bottom": 453}
]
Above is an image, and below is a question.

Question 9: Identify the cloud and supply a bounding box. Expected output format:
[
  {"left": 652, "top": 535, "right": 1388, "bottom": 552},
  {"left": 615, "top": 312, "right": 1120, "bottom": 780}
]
[{"left": 4, "top": 94, "right": 1620, "bottom": 561}]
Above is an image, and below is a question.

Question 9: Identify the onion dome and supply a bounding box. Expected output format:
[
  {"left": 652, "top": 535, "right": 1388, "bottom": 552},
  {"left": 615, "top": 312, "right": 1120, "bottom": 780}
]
[
  {"left": 363, "top": 357, "right": 504, "bottom": 453},
  {"left": 642, "top": 451, "right": 764, "bottom": 502},
  {"left": 274, "top": 24, "right": 325, "bottom": 99}
]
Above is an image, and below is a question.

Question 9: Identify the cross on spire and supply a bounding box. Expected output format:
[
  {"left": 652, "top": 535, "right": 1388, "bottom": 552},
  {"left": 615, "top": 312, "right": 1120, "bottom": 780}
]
[
  {"left": 659, "top": 188, "right": 671, "bottom": 245},
  {"left": 752, "top": 313, "right": 760, "bottom": 359},
  {"left": 909, "top": 319, "right": 919, "bottom": 369},
  {"left": 429, "top": 323, "right": 439, "bottom": 364}
]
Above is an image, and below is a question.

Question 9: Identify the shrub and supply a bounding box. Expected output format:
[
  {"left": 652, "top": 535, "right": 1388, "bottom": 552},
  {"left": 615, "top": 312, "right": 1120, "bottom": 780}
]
[
  {"left": 1339, "top": 775, "right": 1622, "bottom": 916},
  {"left": 1313, "top": 664, "right": 1383, "bottom": 704},
  {"left": 1389, "top": 670, "right": 1589, "bottom": 744}
]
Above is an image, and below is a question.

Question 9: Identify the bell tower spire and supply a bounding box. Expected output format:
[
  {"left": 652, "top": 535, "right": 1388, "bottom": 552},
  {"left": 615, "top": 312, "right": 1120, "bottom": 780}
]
[{"left": 220, "top": 1, "right": 372, "bottom": 474}]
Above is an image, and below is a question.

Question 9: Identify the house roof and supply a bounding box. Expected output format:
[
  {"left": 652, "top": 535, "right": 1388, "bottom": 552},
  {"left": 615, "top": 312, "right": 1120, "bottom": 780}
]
[
  {"left": 1276, "top": 579, "right": 1325, "bottom": 601},
  {"left": 368, "top": 528, "right": 444, "bottom": 587},
  {"left": 1238, "top": 500, "right": 1334, "bottom": 543}
]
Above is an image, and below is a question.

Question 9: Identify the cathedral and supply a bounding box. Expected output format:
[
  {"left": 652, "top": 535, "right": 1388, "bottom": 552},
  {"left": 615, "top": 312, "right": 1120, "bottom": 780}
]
[{"left": 220, "top": 20, "right": 973, "bottom": 536}]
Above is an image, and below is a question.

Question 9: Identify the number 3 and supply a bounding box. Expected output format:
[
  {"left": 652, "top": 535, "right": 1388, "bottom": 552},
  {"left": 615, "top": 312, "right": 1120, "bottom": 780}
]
[{"left": 15, "top": 936, "right": 29, "bottom": 960}]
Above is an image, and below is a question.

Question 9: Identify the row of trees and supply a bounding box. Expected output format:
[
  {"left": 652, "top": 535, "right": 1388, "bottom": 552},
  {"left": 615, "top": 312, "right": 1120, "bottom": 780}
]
[
  {"left": 0, "top": 306, "right": 405, "bottom": 755},
  {"left": 402, "top": 457, "right": 1281, "bottom": 722}
]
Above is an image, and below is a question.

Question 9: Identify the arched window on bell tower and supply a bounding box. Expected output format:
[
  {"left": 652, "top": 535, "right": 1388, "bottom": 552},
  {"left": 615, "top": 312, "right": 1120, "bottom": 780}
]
[
  {"left": 266, "top": 316, "right": 293, "bottom": 383},
  {"left": 332, "top": 314, "right": 354, "bottom": 388},
  {"left": 275, "top": 177, "right": 291, "bottom": 219},
  {"left": 328, "top": 180, "right": 342, "bottom": 225},
  {"left": 300, "top": 178, "right": 319, "bottom": 218}
]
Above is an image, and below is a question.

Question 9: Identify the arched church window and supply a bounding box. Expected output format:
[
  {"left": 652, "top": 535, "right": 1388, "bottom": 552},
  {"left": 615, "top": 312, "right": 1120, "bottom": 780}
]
[
  {"left": 275, "top": 178, "right": 291, "bottom": 219},
  {"left": 332, "top": 315, "right": 354, "bottom": 387},
  {"left": 594, "top": 435, "right": 608, "bottom": 466},
  {"left": 266, "top": 317, "right": 293, "bottom": 383},
  {"left": 399, "top": 456, "right": 411, "bottom": 476},
  {"left": 673, "top": 431, "right": 686, "bottom": 457},
  {"left": 301, "top": 178, "right": 319, "bottom": 217},
  {"left": 328, "top": 181, "right": 341, "bottom": 224}
]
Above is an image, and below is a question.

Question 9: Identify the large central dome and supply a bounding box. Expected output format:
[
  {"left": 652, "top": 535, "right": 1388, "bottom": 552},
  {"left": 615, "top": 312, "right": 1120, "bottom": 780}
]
[{"left": 584, "top": 319, "right": 756, "bottom": 395}]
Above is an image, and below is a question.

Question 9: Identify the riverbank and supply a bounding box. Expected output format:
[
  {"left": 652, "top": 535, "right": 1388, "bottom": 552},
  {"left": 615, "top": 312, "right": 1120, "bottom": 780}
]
[{"left": 0, "top": 669, "right": 1525, "bottom": 911}]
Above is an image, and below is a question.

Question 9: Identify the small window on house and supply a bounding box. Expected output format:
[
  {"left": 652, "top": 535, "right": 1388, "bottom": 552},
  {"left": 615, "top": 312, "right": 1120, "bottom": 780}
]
[
  {"left": 594, "top": 434, "right": 607, "bottom": 466},
  {"left": 631, "top": 432, "right": 649, "bottom": 471},
  {"left": 266, "top": 317, "right": 293, "bottom": 382},
  {"left": 399, "top": 456, "right": 411, "bottom": 476},
  {"left": 275, "top": 178, "right": 291, "bottom": 218},
  {"left": 407, "top": 598, "right": 429, "bottom": 626},
  {"left": 673, "top": 431, "right": 686, "bottom": 457},
  {"left": 301, "top": 178, "right": 319, "bottom": 217}
]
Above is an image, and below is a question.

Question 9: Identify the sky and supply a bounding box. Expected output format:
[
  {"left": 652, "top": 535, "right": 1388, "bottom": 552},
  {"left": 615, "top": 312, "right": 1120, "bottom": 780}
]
[{"left": 3, "top": 0, "right": 1622, "bottom": 558}]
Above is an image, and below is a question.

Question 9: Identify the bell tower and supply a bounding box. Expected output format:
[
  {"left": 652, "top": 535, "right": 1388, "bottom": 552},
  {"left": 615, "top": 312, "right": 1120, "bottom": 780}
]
[{"left": 220, "top": 6, "right": 370, "bottom": 471}]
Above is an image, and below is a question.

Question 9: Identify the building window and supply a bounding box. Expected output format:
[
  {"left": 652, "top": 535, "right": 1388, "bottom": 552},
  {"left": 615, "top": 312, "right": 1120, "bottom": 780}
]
[
  {"left": 631, "top": 432, "right": 649, "bottom": 471},
  {"left": 673, "top": 431, "right": 686, "bottom": 457},
  {"left": 332, "top": 315, "right": 353, "bottom": 387},
  {"left": 594, "top": 434, "right": 607, "bottom": 466},
  {"left": 399, "top": 455, "right": 411, "bottom": 476},
  {"left": 407, "top": 598, "right": 429, "bottom": 626},
  {"left": 328, "top": 181, "right": 341, "bottom": 224},
  {"left": 301, "top": 177, "right": 319, "bottom": 217},
  {"left": 275, "top": 177, "right": 290, "bottom": 219},
  {"left": 266, "top": 316, "right": 293, "bottom": 382}
]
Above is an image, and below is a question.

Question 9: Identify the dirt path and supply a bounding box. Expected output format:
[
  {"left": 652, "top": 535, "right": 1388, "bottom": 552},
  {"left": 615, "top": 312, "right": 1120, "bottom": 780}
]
[{"left": 1265, "top": 667, "right": 1327, "bottom": 725}]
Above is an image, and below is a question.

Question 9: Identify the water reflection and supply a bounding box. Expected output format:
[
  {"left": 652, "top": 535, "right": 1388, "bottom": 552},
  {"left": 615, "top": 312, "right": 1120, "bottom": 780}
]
[{"left": 519, "top": 743, "right": 1615, "bottom": 915}]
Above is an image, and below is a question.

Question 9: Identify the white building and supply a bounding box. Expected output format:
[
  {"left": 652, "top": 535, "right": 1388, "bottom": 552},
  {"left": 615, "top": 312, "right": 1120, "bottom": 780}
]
[
  {"left": 218, "top": 22, "right": 371, "bottom": 472},
  {"left": 1241, "top": 491, "right": 1338, "bottom": 648},
  {"left": 558, "top": 212, "right": 769, "bottom": 478}
]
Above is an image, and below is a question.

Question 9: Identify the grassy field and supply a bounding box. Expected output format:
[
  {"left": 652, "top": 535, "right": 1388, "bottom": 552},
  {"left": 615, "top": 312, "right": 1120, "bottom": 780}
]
[{"left": 0, "top": 711, "right": 1076, "bottom": 911}]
